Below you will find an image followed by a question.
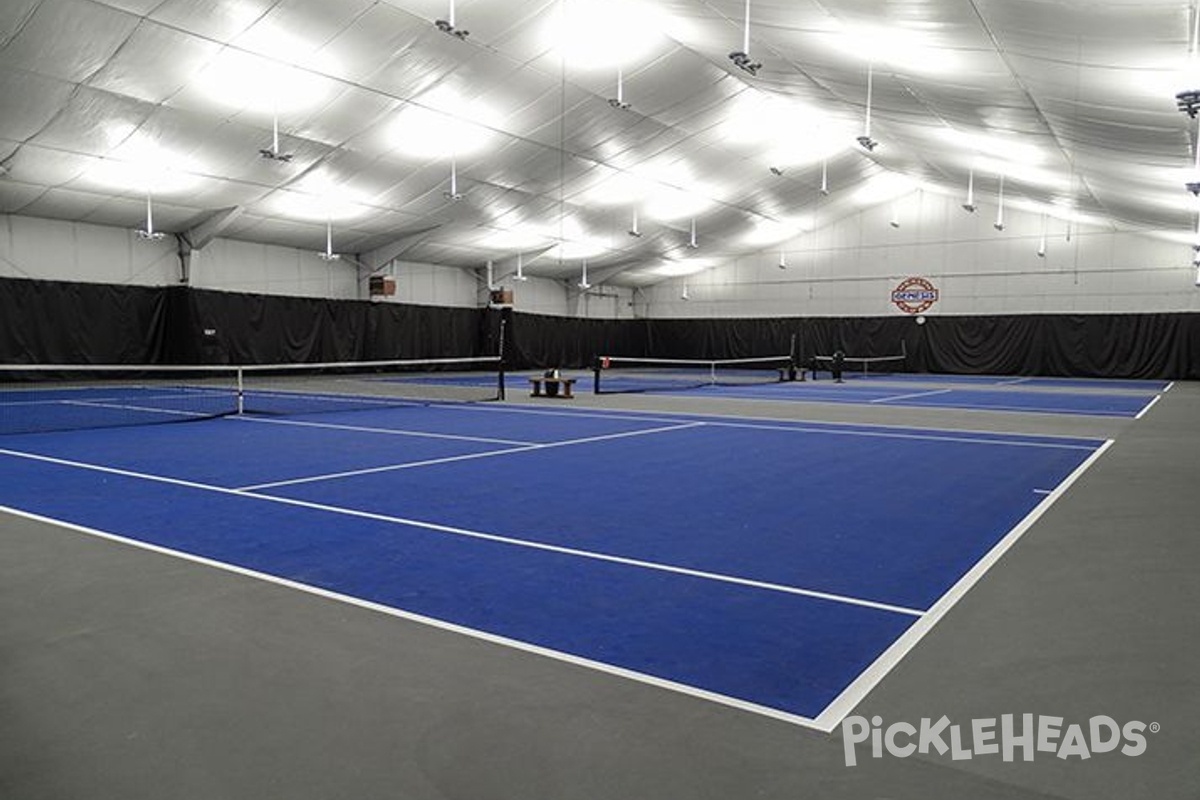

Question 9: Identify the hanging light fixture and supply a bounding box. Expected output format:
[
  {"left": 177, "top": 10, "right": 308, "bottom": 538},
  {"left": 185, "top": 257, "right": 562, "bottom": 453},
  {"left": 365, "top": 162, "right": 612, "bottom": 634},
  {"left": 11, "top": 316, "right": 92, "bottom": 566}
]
[
  {"left": 1176, "top": 0, "right": 1200, "bottom": 115},
  {"left": 514, "top": 252, "right": 528, "bottom": 281},
  {"left": 443, "top": 156, "right": 464, "bottom": 201},
  {"left": 962, "top": 168, "right": 977, "bottom": 212},
  {"left": 578, "top": 259, "right": 592, "bottom": 290},
  {"left": 435, "top": 0, "right": 469, "bottom": 38},
  {"left": 680, "top": 281, "right": 690, "bottom": 301},
  {"left": 1037, "top": 214, "right": 1047, "bottom": 258},
  {"left": 258, "top": 109, "right": 294, "bottom": 162},
  {"left": 778, "top": 249, "right": 787, "bottom": 269},
  {"left": 819, "top": 158, "right": 830, "bottom": 196},
  {"left": 889, "top": 201, "right": 900, "bottom": 228},
  {"left": 993, "top": 174, "right": 1006, "bottom": 231},
  {"left": 628, "top": 206, "right": 642, "bottom": 237},
  {"left": 856, "top": 62, "right": 879, "bottom": 151},
  {"left": 1190, "top": 206, "right": 1200, "bottom": 285},
  {"left": 318, "top": 217, "right": 339, "bottom": 261},
  {"left": 687, "top": 217, "right": 699, "bottom": 249},
  {"left": 136, "top": 191, "right": 166, "bottom": 241},
  {"left": 608, "top": 67, "right": 631, "bottom": 110},
  {"left": 728, "top": 0, "right": 762, "bottom": 75}
]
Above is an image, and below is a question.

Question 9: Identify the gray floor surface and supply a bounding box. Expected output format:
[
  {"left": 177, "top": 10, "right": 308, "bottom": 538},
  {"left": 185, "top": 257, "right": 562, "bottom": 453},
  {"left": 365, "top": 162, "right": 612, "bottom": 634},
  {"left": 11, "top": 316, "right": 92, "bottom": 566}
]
[{"left": 1, "top": 381, "right": 1196, "bottom": 799}]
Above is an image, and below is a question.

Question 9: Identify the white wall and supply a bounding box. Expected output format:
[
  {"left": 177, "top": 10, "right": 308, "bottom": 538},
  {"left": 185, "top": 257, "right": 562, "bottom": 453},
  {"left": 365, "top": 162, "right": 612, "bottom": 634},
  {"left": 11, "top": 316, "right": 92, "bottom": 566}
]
[
  {"left": 642, "top": 191, "right": 1200, "bottom": 318},
  {"left": 192, "top": 237, "right": 359, "bottom": 299},
  {"left": 5, "top": 209, "right": 1198, "bottom": 320},
  {"left": 365, "top": 260, "right": 478, "bottom": 308},
  {"left": 0, "top": 214, "right": 178, "bottom": 286}
]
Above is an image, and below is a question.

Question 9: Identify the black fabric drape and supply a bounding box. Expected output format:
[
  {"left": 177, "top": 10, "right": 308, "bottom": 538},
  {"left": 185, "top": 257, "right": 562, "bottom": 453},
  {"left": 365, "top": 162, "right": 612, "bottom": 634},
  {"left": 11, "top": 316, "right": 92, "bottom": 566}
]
[
  {"left": 0, "top": 277, "right": 168, "bottom": 363},
  {"left": 506, "top": 311, "right": 647, "bottom": 370},
  {"left": 1, "top": 277, "right": 1197, "bottom": 378}
]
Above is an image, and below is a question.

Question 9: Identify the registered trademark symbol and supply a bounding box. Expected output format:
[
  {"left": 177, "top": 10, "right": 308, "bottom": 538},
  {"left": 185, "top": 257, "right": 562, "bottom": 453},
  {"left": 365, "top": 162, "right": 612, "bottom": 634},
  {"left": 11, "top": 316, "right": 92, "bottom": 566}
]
[{"left": 1149, "top": 722, "right": 1161, "bottom": 733}]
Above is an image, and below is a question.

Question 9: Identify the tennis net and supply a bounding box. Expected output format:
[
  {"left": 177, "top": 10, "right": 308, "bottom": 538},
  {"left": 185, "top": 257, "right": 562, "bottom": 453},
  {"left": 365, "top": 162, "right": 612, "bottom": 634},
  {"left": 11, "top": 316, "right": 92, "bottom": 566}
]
[
  {"left": 593, "top": 355, "right": 795, "bottom": 394},
  {"left": 0, "top": 356, "right": 504, "bottom": 436},
  {"left": 810, "top": 353, "right": 907, "bottom": 380}
]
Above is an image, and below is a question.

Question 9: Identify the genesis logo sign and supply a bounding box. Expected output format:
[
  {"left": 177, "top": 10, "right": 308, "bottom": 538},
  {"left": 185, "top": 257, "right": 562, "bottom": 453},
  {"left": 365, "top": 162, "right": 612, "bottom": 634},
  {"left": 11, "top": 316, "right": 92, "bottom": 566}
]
[{"left": 891, "top": 277, "right": 939, "bottom": 314}]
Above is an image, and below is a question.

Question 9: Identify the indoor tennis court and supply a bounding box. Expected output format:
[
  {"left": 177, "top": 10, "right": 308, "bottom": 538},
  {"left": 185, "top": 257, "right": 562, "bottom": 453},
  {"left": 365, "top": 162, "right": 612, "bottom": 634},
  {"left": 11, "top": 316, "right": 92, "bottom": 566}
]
[
  {"left": 0, "top": 391, "right": 1110, "bottom": 725},
  {"left": 2, "top": 2, "right": 1198, "bottom": 800}
]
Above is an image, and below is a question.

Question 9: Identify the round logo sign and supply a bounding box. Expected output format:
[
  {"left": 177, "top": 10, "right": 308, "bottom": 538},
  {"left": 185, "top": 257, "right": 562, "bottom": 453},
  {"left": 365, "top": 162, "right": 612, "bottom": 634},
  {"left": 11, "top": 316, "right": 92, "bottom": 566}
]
[{"left": 891, "top": 277, "right": 939, "bottom": 314}]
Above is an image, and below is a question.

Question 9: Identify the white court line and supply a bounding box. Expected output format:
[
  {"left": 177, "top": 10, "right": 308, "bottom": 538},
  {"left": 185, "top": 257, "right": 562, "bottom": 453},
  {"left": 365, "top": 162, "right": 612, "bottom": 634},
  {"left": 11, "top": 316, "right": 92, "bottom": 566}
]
[
  {"left": 869, "top": 388, "right": 954, "bottom": 404},
  {"left": 0, "top": 504, "right": 831, "bottom": 732},
  {"left": 396, "top": 401, "right": 1106, "bottom": 451},
  {"left": 994, "top": 377, "right": 1031, "bottom": 386},
  {"left": 0, "top": 440, "right": 923, "bottom": 620},
  {"left": 693, "top": 420, "right": 1098, "bottom": 451},
  {"left": 444, "top": 398, "right": 1119, "bottom": 443},
  {"left": 1163, "top": 381, "right": 1175, "bottom": 393},
  {"left": 65, "top": 399, "right": 212, "bottom": 418},
  {"left": 811, "top": 439, "right": 1114, "bottom": 733},
  {"left": 1134, "top": 395, "right": 1160, "bottom": 420},
  {"left": 231, "top": 415, "right": 535, "bottom": 447},
  {"left": 237, "top": 421, "right": 706, "bottom": 491}
]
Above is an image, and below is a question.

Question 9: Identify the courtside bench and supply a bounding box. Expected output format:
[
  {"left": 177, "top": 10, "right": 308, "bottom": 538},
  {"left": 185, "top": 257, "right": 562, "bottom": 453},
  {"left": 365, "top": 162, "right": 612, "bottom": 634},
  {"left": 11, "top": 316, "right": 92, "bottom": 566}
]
[{"left": 529, "top": 376, "right": 576, "bottom": 398}]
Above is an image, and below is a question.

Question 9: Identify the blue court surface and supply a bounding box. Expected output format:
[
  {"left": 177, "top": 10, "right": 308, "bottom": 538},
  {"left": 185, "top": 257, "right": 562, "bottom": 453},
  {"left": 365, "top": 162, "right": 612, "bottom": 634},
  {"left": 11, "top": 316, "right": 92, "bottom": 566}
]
[
  {"left": 593, "top": 373, "right": 1166, "bottom": 417},
  {"left": 0, "top": 403, "right": 1110, "bottom": 728}
]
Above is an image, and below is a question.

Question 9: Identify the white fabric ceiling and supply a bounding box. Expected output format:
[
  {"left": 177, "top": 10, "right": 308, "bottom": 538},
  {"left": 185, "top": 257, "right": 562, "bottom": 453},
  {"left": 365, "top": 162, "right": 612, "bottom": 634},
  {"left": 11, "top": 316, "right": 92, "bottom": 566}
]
[{"left": 0, "top": 0, "right": 1195, "bottom": 285}]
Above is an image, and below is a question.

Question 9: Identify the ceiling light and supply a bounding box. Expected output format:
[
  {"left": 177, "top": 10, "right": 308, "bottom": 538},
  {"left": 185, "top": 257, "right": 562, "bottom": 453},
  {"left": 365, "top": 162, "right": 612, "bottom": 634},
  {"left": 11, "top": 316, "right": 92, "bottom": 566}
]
[
  {"left": 827, "top": 23, "right": 961, "bottom": 75},
  {"left": 994, "top": 174, "right": 1006, "bottom": 231},
  {"left": 136, "top": 193, "right": 166, "bottom": 241},
  {"left": 940, "top": 130, "right": 1046, "bottom": 167},
  {"left": 443, "top": 158, "right": 464, "bottom": 201},
  {"left": 435, "top": 0, "right": 469, "bottom": 39},
  {"left": 318, "top": 219, "right": 340, "bottom": 261},
  {"left": 258, "top": 111, "right": 293, "bottom": 162},
  {"left": 389, "top": 88, "right": 498, "bottom": 160},
  {"left": 852, "top": 172, "right": 915, "bottom": 205},
  {"left": 719, "top": 94, "right": 850, "bottom": 167},
  {"left": 857, "top": 62, "right": 879, "bottom": 152},
  {"left": 728, "top": 0, "right": 761, "bottom": 75},
  {"left": 85, "top": 137, "right": 203, "bottom": 194},
  {"left": 972, "top": 156, "right": 1069, "bottom": 190},
  {"left": 545, "top": 0, "right": 666, "bottom": 70},
  {"left": 269, "top": 186, "right": 370, "bottom": 221},
  {"left": 628, "top": 207, "right": 642, "bottom": 237},
  {"left": 608, "top": 67, "right": 631, "bottom": 110},
  {"left": 194, "top": 48, "right": 334, "bottom": 114},
  {"left": 589, "top": 160, "right": 716, "bottom": 220},
  {"left": 743, "top": 217, "right": 804, "bottom": 247},
  {"left": 586, "top": 171, "right": 648, "bottom": 205},
  {"left": 962, "top": 168, "right": 977, "bottom": 212}
]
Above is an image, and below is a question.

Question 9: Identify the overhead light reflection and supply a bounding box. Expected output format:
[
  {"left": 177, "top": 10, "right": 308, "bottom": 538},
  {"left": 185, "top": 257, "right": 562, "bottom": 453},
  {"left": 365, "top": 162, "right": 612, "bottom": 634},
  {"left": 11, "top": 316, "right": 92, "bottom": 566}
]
[{"left": 544, "top": 0, "right": 667, "bottom": 69}]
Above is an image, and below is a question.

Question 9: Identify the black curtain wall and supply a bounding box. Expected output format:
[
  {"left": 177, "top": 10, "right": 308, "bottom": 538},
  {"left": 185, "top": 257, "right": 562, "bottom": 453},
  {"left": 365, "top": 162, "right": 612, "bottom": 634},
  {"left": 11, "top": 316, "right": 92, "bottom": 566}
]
[
  {"left": 0, "top": 277, "right": 170, "bottom": 364},
  {"left": 1, "top": 277, "right": 1197, "bottom": 379}
]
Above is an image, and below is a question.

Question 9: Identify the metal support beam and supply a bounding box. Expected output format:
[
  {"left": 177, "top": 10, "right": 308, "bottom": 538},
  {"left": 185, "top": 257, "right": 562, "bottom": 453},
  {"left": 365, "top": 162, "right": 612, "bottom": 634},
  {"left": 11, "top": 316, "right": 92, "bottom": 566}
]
[{"left": 359, "top": 225, "right": 444, "bottom": 273}]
